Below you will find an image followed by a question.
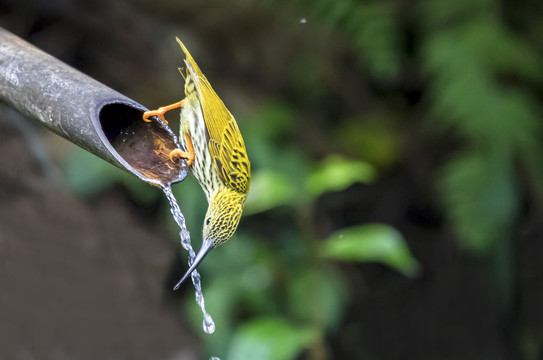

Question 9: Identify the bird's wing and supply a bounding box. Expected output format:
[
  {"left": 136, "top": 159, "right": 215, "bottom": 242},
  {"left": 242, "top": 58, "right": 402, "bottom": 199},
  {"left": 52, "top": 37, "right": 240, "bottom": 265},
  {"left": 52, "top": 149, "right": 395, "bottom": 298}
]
[{"left": 177, "top": 38, "right": 251, "bottom": 195}]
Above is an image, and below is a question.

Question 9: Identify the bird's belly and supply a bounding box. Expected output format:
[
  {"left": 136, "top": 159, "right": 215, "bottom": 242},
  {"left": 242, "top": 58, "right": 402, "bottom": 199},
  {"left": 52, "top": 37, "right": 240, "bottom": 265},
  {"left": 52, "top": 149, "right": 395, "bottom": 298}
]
[{"left": 179, "top": 103, "right": 221, "bottom": 202}]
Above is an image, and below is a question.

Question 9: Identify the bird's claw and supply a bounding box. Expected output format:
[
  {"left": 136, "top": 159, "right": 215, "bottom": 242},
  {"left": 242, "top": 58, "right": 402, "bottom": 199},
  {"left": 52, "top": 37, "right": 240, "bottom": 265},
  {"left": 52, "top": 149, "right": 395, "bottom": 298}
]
[
  {"left": 142, "top": 99, "right": 186, "bottom": 125},
  {"left": 170, "top": 149, "right": 194, "bottom": 166},
  {"left": 143, "top": 109, "right": 169, "bottom": 124}
]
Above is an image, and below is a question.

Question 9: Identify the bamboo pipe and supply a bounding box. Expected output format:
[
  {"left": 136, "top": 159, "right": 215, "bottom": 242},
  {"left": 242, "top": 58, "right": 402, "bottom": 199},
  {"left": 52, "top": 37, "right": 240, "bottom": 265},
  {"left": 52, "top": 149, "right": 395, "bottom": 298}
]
[{"left": 0, "top": 27, "right": 186, "bottom": 186}]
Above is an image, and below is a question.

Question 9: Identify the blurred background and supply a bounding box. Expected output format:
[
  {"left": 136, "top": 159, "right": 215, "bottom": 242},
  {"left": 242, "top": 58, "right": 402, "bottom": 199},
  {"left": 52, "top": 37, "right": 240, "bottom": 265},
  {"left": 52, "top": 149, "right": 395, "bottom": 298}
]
[{"left": 1, "top": 0, "right": 543, "bottom": 359}]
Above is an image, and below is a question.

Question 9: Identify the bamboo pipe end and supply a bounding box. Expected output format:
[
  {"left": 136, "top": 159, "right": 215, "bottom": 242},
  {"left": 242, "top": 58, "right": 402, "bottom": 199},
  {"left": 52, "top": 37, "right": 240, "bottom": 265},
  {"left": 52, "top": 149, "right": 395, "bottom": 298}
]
[{"left": 99, "top": 102, "right": 187, "bottom": 186}]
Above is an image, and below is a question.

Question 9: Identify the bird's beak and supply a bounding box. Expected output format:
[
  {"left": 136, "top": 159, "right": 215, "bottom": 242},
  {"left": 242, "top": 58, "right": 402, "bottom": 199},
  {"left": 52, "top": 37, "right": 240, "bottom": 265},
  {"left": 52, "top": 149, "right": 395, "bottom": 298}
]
[{"left": 173, "top": 239, "right": 214, "bottom": 290}]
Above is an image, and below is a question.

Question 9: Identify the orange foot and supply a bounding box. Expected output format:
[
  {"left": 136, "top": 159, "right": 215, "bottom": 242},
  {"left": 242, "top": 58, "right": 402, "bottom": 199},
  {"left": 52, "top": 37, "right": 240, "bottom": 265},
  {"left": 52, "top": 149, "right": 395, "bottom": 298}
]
[
  {"left": 170, "top": 133, "right": 195, "bottom": 166},
  {"left": 143, "top": 99, "right": 186, "bottom": 124}
]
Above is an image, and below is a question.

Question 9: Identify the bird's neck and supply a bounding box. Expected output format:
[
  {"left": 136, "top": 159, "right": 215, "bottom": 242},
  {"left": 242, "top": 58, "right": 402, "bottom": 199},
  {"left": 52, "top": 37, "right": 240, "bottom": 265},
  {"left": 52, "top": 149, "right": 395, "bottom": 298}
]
[{"left": 211, "top": 188, "right": 247, "bottom": 207}]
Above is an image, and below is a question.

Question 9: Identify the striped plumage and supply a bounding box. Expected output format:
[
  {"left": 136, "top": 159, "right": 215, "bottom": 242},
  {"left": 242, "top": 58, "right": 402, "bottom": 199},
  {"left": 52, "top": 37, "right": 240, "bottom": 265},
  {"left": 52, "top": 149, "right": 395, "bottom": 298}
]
[
  {"left": 176, "top": 38, "right": 250, "bottom": 251},
  {"left": 143, "top": 38, "right": 251, "bottom": 287}
]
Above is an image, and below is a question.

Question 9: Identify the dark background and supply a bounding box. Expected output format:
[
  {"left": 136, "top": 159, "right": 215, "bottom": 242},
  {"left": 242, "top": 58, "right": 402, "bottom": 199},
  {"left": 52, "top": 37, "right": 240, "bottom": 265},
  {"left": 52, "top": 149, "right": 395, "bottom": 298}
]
[{"left": 1, "top": 0, "right": 543, "bottom": 359}]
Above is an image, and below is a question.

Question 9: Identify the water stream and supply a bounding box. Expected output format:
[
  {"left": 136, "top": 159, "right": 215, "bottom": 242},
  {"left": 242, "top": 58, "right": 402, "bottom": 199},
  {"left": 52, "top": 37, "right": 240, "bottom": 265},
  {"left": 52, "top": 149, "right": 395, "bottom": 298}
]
[{"left": 162, "top": 185, "right": 216, "bottom": 334}]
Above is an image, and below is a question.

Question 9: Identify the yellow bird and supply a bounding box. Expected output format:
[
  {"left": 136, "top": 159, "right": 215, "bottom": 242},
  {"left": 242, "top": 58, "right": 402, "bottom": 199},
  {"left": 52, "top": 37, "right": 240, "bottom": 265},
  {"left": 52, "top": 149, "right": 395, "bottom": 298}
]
[{"left": 143, "top": 38, "right": 251, "bottom": 289}]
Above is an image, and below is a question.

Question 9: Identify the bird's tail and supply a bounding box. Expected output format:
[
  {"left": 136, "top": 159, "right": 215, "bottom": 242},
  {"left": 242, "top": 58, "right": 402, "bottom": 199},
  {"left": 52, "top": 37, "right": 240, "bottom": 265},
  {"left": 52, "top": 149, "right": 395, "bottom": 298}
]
[{"left": 176, "top": 37, "right": 205, "bottom": 79}]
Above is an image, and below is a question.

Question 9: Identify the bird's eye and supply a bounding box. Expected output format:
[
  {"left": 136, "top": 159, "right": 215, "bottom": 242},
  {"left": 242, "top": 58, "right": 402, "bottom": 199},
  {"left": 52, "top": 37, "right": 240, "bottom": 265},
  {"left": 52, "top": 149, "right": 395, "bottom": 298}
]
[{"left": 205, "top": 217, "right": 211, "bottom": 225}]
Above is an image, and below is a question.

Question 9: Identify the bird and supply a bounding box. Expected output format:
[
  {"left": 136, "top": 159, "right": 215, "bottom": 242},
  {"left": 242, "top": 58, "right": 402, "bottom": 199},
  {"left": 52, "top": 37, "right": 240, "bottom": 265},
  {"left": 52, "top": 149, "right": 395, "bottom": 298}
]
[{"left": 143, "top": 38, "right": 251, "bottom": 289}]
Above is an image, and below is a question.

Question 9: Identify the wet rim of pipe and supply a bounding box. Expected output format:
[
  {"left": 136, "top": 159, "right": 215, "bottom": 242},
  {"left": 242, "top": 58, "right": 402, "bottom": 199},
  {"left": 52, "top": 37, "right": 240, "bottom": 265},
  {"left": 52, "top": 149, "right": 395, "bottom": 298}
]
[{"left": 98, "top": 101, "right": 187, "bottom": 186}]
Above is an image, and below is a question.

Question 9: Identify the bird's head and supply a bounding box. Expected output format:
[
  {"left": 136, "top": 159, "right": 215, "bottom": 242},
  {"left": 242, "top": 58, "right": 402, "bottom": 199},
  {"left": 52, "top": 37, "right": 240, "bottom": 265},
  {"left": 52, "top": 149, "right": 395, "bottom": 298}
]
[
  {"left": 203, "top": 188, "right": 246, "bottom": 246},
  {"left": 173, "top": 188, "right": 246, "bottom": 289}
]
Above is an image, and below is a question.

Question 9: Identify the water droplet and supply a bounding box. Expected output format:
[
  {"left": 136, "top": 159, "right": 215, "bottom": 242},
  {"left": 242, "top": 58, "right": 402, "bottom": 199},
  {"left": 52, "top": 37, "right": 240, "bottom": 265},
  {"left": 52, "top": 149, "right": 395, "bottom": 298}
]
[{"left": 203, "top": 313, "right": 216, "bottom": 334}]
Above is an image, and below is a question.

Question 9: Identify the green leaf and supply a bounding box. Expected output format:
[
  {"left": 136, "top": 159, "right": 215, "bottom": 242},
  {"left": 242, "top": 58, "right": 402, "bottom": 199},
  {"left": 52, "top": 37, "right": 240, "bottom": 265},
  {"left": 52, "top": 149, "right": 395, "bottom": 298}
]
[
  {"left": 287, "top": 266, "right": 347, "bottom": 331},
  {"left": 420, "top": 0, "right": 494, "bottom": 32},
  {"left": 321, "top": 223, "right": 420, "bottom": 277},
  {"left": 306, "top": 155, "right": 376, "bottom": 197},
  {"left": 440, "top": 150, "right": 518, "bottom": 254},
  {"left": 350, "top": 3, "right": 399, "bottom": 81},
  {"left": 245, "top": 170, "right": 297, "bottom": 214},
  {"left": 227, "top": 317, "right": 319, "bottom": 360}
]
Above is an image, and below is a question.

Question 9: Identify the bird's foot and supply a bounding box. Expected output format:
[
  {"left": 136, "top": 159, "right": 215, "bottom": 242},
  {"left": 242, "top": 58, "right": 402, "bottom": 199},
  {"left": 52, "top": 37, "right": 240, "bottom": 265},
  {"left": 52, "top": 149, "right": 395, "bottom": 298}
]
[
  {"left": 170, "top": 133, "right": 195, "bottom": 165},
  {"left": 143, "top": 99, "right": 186, "bottom": 124},
  {"left": 170, "top": 148, "right": 194, "bottom": 166}
]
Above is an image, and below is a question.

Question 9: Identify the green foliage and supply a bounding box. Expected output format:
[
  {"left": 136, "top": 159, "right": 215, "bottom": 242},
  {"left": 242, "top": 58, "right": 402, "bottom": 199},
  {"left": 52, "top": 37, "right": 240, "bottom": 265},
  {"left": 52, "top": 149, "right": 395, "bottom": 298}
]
[
  {"left": 306, "top": 155, "right": 375, "bottom": 196},
  {"left": 244, "top": 170, "right": 296, "bottom": 215},
  {"left": 64, "top": 146, "right": 122, "bottom": 198},
  {"left": 176, "top": 98, "right": 406, "bottom": 358},
  {"left": 57, "top": 0, "right": 543, "bottom": 357},
  {"left": 183, "top": 232, "right": 278, "bottom": 354},
  {"left": 243, "top": 101, "right": 311, "bottom": 205},
  {"left": 346, "top": 2, "right": 399, "bottom": 81},
  {"left": 287, "top": 266, "right": 347, "bottom": 331},
  {"left": 226, "top": 317, "right": 319, "bottom": 360},
  {"left": 287, "top": 0, "right": 399, "bottom": 82},
  {"left": 421, "top": 0, "right": 543, "bottom": 253},
  {"left": 321, "top": 223, "right": 420, "bottom": 277},
  {"left": 335, "top": 115, "right": 402, "bottom": 168},
  {"left": 440, "top": 150, "right": 518, "bottom": 254},
  {"left": 418, "top": 3, "right": 543, "bottom": 355},
  {"left": 317, "top": 0, "right": 398, "bottom": 80},
  {"left": 246, "top": 153, "right": 375, "bottom": 215},
  {"left": 63, "top": 146, "right": 161, "bottom": 204}
]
